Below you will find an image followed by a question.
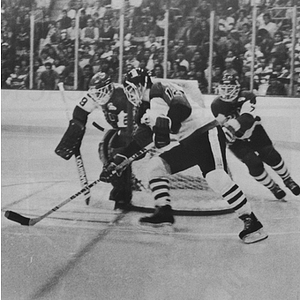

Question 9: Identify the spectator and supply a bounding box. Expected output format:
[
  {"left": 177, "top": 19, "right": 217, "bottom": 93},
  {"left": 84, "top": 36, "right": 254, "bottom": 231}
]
[
  {"left": 195, "top": 0, "right": 211, "bottom": 19},
  {"left": 239, "top": 23, "right": 252, "bottom": 46},
  {"left": 175, "top": 49, "right": 189, "bottom": 71},
  {"left": 180, "top": 17, "right": 198, "bottom": 46},
  {"left": 169, "top": 60, "right": 181, "bottom": 79},
  {"left": 80, "top": 18, "right": 99, "bottom": 45},
  {"left": 60, "top": 60, "right": 83, "bottom": 90},
  {"left": 144, "top": 33, "right": 160, "bottom": 49},
  {"left": 59, "top": 9, "right": 72, "bottom": 30},
  {"left": 259, "top": 13, "right": 278, "bottom": 38},
  {"left": 125, "top": 47, "right": 140, "bottom": 69},
  {"left": 89, "top": 52, "right": 102, "bottom": 73},
  {"left": 38, "top": 61, "right": 59, "bottom": 90},
  {"left": 254, "top": 56, "right": 273, "bottom": 95},
  {"left": 15, "top": 26, "right": 30, "bottom": 50},
  {"left": 67, "top": 18, "right": 80, "bottom": 41},
  {"left": 235, "top": 9, "right": 249, "bottom": 31},
  {"left": 79, "top": 9, "right": 88, "bottom": 29},
  {"left": 266, "top": 73, "right": 287, "bottom": 95},
  {"left": 100, "top": 43, "right": 113, "bottom": 61},
  {"left": 270, "top": 31, "right": 289, "bottom": 62},
  {"left": 222, "top": 58, "right": 239, "bottom": 76},
  {"left": 178, "top": 65, "right": 188, "bottom": 79},
  {"left": 78, "top": 64, "right": 94, "bottom": 90},
  {"left": 152, "top": 63, "right": 164, "bottom": 78},
  {"left": 146, "top": 43, "right": 159, "bottom": 70},
  {"left": 187, "top": 60, "right": 198, "bottom": 80},
  {"left": 5, "top": 64, "right": 28, "bottom": 89},
  {"left": 99, "top": 18, "right": 115, "bottom": 43},
  {"left": 79, "top": 44, "right": 93, "bottom": 69}
]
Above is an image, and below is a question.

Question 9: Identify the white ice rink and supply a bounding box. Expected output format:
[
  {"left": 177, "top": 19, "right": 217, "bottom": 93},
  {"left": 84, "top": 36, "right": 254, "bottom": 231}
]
[{"left": 1, "top": 91, "right": 300, "bottom": 300}]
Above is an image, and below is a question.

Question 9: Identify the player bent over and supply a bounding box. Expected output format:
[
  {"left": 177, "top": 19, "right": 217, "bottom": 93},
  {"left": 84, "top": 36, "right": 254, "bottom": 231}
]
[
  {"left": 103, "top": 68, "right": 268, "bottom": 244},
  {"left": 55, "top": 72, "right": 135, "bottom": 209},
  {"left": 211, "top": 74, "right": 300, "bottom": 200}
]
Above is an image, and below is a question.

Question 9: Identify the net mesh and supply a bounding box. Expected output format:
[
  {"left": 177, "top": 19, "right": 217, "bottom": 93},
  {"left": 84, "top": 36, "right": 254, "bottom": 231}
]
[{"left": 130, "top": 147, "right": 232, "bottom": 214}]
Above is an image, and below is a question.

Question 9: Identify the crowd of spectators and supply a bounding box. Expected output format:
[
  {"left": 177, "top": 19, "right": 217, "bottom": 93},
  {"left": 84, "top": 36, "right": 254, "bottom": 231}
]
[{"left": 2, "top": 0, "right": 300, "bottom": 96}]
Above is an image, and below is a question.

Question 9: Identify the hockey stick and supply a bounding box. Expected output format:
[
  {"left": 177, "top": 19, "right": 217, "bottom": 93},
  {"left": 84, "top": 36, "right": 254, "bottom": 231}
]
[
  {"left": 4, "top": 143, "right": 154, "bottom": 226},
  {"left": 57, "top": 82, "right": 91, "bottom": 205}
]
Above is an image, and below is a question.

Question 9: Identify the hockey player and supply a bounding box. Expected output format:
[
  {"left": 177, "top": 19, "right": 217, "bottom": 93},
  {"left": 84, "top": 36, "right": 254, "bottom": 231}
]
[
  {"left": 211, "top": 73, "right": 300, "bottom": 200},
  {"left": 103, "top": 68, "right": 269, "bottom": 244},
  {"left": 55, "top": 72, "right": 135, "bottom": 209}
]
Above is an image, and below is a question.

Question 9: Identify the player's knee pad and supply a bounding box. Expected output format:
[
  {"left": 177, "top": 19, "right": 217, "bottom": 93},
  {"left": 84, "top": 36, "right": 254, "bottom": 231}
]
[
  {"left": 206, "top": 169, "right": 234, "bottom": 194},
  {"left": 241, "top": 152, "right": 264, "bottom": 177},
  {"left": 147, "top": 157, "right": 171, "bottom": 181}
]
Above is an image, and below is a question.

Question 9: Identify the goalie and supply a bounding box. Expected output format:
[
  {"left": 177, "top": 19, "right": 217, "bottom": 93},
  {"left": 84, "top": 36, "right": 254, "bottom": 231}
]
[{"left": 55, "top": 72, "right": 143, "bottom": 209}]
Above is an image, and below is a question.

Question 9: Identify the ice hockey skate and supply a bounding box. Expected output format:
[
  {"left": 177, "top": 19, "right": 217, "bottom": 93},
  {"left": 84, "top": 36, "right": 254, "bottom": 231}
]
[
  {"left": 239, "top": 213, "right": 268, "bottom": 244},
  {"left": 139, "top": 205, "right": 175, "bottom": 227},
  {"left": 284, "top": 177, "right": 300, "bottom": 195},
  {"left": 270, "top": 184, "right": 286, "bottom": 200}
]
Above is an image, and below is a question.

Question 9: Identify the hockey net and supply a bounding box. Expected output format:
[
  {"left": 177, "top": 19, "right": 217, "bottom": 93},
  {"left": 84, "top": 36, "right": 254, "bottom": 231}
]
[{"left": 130, "top": 79, "right": 232, "bottom": 215}]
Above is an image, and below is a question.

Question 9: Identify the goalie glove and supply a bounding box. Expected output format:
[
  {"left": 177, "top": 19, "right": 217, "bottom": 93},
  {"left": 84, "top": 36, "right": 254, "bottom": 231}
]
[
  {"left": 100, "top": 154, "right": 128, "bottom": 182},
  {"left": 55, "top": 119, "right": 85, "bottom": 160},
  {"left": 153, "top": 116, "right": 171, "bottom": 149}
]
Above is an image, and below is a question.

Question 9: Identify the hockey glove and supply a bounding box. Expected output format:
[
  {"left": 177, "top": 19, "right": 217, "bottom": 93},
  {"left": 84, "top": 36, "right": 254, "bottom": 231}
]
[
  {"left": 100, "top": 154, "right": 128, "bottom": 182},
  {"left": 223, "top": 127, "right": 236, "bottom": 144},
  {"left": 153, "top": 116, "right": 171, "bottom": 149},
  {"left": 55, "top": 119, "right": 85, "bottom": 160}
]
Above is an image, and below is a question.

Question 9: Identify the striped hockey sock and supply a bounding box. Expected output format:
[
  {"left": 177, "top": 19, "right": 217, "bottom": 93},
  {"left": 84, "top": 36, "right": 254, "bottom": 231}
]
[
  {"left": 253, "top": 169, "right": 286, "bottom": 199},
  {"left": 149, "top": 177, "right": 171, "bottom": 207},
  {"left": 222, "top": 183, "right": 251, "bottom": 216},
  {"left": 253, "top": 169, "right": 278, "bottom": 190},
  {"left": 271, "top": 159, "right": 290, "bottom": 181}
]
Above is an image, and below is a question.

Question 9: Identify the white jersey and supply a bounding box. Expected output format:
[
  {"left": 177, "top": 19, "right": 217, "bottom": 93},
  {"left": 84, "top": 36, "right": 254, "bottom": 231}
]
[{"left": 142, "top": 81, "right": 214, "bottom": 141}]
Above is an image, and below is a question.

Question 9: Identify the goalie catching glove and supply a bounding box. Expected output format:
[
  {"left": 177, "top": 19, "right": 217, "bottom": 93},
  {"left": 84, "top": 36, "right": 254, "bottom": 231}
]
[
  {"left": 55, "top": 119, "right": 85, "bottom": 160},
  {"left": 100, "top": 154, "right": 128, "bottom": 182},
  {"left": 153, "top": 116, "right": 171, "bottom": 148}
]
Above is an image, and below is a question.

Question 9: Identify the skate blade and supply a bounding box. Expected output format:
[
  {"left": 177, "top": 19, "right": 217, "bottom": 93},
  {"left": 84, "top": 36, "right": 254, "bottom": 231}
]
[
  {"left": 138, "top": 222, "right": 175, "bottom": 233},
  {"left": 242, "top": 229, "right": 268, "bottom": 244}
]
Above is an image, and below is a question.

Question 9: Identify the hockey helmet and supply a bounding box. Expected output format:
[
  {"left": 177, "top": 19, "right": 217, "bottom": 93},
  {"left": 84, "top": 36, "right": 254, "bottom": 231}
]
[
  {"left": 123, "top": 68, "right": 152, "bottom": 106},
  {"left": 89, "top": 72, "right": 114, "bottom": 105},
  {"left": 218, "top": 73, "right": 241, "bottom": 102}
]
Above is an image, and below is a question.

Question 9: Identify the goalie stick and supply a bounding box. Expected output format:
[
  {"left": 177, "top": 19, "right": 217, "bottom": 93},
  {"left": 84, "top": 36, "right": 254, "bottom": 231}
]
[
  {"left": 4, "top": 143, "right": 155, "bottom": 226},
  {"left": 58, "top": 82, "right": 91, "bottom": 205}
]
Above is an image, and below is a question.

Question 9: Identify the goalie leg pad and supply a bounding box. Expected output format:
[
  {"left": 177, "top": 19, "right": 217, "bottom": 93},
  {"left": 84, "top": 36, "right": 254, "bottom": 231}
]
[{"left": 55, "top": 119, "right": 85, "bottom": 160}]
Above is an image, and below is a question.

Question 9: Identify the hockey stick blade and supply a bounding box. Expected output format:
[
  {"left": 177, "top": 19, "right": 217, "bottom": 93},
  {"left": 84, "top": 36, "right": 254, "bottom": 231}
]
[
  {"left": 5, "top": 210, "right": 30, "bottom": 226},
  {"left": 4, "top": 179, "right": 101, "bottom": 226}
]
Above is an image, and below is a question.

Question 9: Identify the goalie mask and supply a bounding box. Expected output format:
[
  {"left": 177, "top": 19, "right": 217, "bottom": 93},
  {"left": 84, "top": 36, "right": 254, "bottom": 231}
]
[
  {"left": 123, "top": 68, "right": 152, "bottom": 106},
  {"left": 89, "top": 72, "right": 114, "bottom": 105},
  {"left": 218, "top": 74, "right": 241, "bottom": 102}
]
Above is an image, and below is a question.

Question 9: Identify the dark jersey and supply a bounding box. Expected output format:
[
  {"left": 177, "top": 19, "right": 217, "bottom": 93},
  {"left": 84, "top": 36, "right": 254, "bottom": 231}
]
[{"left": 211, "top": 91, "right": 261, "bottom": 139}]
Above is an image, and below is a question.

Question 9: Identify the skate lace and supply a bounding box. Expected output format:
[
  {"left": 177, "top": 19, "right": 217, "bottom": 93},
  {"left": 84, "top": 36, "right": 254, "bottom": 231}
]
[
  {"left": 285, "top": 178, "right": 296, "bottom": 188},
  {"left": 244, "top": 217, "right": 252, "bottom": 230}
]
